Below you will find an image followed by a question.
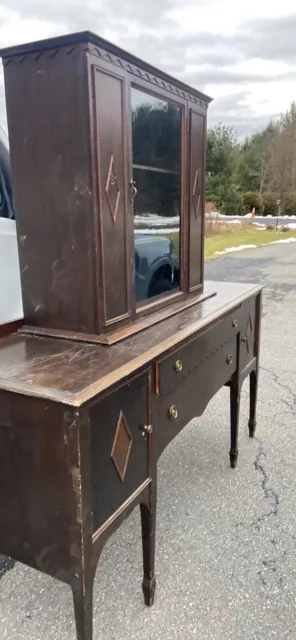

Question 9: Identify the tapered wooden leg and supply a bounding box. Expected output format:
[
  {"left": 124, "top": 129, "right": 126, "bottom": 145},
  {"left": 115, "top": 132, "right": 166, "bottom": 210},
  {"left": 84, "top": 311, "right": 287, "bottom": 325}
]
[
  {"left": 140, "top": 480, "right": 157, "bottom": 607},
  {"left": 249, "top": 368, "right": 258, "bottom": 438},
  {"left": 72, "top": 575, "right": 94, "bottom": 640},
  {"left": 229, "top": 378, "right": 241, "bottom": 469}
]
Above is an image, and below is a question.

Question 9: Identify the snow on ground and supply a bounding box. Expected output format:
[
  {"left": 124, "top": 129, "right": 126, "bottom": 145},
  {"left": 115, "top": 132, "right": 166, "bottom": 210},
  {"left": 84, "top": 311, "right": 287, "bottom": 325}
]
[
  {"left": 134, "top": 213, "right": 296, "bottom": 235},
  {"left": 214, "top": 237, "right": 296, "bottom": 256},
  {"left": 267, "top": 238, "right": 296, "bottom": 245},
  {"left": 214, "top": 244, "right": 257, "bottom": 255},
  {"left": 135, "top": 227, "right": 179, "bottom": 235}
]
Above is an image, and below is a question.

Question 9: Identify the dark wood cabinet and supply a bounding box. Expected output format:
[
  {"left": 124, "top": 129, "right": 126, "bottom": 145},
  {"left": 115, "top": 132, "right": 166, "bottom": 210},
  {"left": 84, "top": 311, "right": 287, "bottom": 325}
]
[
  {"left": 1, "top": 31, "right": 211, "bottom": 344},
  {"left": 0, "top": 30, "right": 263, "bottom": 640}
]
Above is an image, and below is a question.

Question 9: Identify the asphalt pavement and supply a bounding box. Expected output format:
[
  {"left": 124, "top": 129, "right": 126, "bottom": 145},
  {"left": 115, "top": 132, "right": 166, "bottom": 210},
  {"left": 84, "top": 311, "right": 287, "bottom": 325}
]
[{"left": 1, "top": 243, "right": 296, "bottom": 639}]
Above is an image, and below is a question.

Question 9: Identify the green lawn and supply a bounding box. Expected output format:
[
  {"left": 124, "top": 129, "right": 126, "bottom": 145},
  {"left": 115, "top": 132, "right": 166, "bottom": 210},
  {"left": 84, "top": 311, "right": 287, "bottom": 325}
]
[
  {"left": 204, "top": 226, "right": 296, "bottom": 259},
  {"left": 167, "top": 226, "right": 296, "bottom": 260}
]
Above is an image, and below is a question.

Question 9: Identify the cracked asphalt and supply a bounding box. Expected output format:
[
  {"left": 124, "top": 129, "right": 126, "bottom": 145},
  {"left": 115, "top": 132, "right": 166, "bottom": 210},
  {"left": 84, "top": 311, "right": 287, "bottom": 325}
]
[{"left": 1, "top": 243, "right": 296, "bottom": 639}]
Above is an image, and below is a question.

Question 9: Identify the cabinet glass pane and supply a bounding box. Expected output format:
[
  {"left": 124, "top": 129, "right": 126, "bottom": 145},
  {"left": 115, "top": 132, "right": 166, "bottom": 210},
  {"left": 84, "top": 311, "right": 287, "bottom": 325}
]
[{"left": 131, "top": 87, "right": 181, "bottom": 304}]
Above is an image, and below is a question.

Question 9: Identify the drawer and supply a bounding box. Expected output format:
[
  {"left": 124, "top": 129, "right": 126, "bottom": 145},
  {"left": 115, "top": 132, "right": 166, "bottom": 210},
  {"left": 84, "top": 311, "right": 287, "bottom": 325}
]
[
  {"left": 156, "top": 308, "right": 240, "bottom": 396},
  {"left": 155, "top": 295, "right": 258, "bottom": 396},
  {"left": 155, "top": 336, "right": 237, "bottom": 456}
]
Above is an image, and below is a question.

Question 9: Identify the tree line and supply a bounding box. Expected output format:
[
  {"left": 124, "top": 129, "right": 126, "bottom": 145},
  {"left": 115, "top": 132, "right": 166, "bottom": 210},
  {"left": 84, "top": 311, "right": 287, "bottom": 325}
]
[{"left": 206, "top": 101, "right": 296, "bottom": 215}]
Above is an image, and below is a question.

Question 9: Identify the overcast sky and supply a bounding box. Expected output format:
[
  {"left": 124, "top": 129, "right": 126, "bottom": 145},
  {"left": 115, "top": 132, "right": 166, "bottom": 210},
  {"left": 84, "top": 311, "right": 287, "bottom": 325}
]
[{"left": 0, "top": 0, "right": 296, "bottom": 138}]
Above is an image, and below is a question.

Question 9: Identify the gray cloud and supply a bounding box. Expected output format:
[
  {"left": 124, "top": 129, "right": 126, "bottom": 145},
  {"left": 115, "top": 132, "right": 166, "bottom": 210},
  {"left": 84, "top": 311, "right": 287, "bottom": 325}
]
[
  {"left": 0, "top": 1, "right": 294, "bottom": 136},
  {"left": 208, "top": 92, "right": 281, "bottom": 138},
  {"left": 235, "top": 14, "right": 296, "bottom": 63},
  {"left": 183, "top": 68, "right": 296, "bottom": 87},
  {"left": 0, "top": 0, "right": 177, "bottom": 33}
]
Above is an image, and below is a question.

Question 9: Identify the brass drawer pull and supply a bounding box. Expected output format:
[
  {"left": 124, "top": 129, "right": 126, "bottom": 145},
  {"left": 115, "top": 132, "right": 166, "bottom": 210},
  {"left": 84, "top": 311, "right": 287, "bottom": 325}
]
[
  {"left": 232, "top": 319, "right": 238, "bottom": 328},
  {"left": 226, "top": 354, "right": 233, "bottom": 365},
  {"left": 175, "top": 360, "right": 183, "bottom": 372},
  {"left": 141, "top": 424, "right": 152, "bottom": 436},
  {"left": 168, "top": 405, "right": 178, "bottom": 420}
]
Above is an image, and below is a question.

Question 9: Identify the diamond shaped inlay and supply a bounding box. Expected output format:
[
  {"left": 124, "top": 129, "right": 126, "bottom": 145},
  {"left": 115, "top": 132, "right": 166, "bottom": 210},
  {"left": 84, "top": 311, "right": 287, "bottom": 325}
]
[
  {"left": 192, "top": 169, "right": 201, "bottom": 219},
  {"left": 106, "top": 155, "right": 121, "bottom": 224},
  {"left": 111, "top": 411, "right": 133, "bottom": 482}
]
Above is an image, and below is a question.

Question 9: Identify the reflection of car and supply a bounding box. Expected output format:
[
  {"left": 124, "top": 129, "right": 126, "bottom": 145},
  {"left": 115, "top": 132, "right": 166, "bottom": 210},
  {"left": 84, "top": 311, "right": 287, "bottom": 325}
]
[
  {"left": 0, "top": 132, "right": 179, "bottom": 326},
  {"left": 135, "top": 233, "right": 179, "bottom": 302}
]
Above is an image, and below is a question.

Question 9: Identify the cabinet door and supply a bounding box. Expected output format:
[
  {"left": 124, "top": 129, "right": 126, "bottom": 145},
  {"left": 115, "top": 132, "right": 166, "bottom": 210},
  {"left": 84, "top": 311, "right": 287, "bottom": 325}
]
[
  {"left": 92, "top": 64, "right": 133, "bottom": 331},
  {"left": 90, "top": 370, "right": 151, "bottom": 532},
  {"left": 188, "top": 108, "right": 206, "bottom": 291}
]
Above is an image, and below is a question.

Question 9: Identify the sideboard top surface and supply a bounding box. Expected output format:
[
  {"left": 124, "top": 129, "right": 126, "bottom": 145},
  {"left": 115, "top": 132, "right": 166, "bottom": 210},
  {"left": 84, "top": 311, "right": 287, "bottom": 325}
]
[{"left": 0, "top": 281, "right": 262, "bottom": 406}]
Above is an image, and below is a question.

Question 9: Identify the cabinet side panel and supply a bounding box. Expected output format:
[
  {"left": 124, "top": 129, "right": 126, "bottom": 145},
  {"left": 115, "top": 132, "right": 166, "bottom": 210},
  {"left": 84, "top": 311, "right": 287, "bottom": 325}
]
[
  {"left": 188, "top": 110, "right": 205, "bottom": 291},
  {"left": 93, "top": 65, "right": 132, "bottom": 327},
  {"left": 0, "top": 392, "right": 80, "bottom": 583},
  {"left": 3, "top": 48, "right": 98, "bottom": 333}
]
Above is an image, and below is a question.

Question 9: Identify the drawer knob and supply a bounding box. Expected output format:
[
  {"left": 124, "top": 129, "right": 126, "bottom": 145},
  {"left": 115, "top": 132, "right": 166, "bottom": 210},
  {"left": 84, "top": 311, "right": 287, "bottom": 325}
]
[
  {"left": 168, "top": 405, "right": 178, "bottom": 420},
  {"left": 175, "top": 360, "right": 183, "bottom": 372},
  {"left": 226, "top": 354, "right": 233, "bottom": 365},
  {"left": 232, "top": 319, "right": 238, "bottom": 328},
  {"left": 142, "top": 424, "right": 152, "bottom": 436}
]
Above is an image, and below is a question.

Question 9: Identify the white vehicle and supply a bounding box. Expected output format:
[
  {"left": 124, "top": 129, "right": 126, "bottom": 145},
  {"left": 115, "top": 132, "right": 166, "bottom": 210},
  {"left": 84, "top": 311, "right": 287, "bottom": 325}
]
[{"left": 0, "top": 131, "right": 23, "bottom": 329}]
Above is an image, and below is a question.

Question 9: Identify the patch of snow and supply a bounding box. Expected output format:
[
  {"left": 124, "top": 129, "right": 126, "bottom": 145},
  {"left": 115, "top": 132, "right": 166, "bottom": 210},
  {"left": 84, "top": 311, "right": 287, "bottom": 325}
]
[
  {"left": 135, "top": 228, "right": 179, "bottom": 235},
  {"left": 134, "top": 213, "right": 180, "bottom": 227},
  {"left": 214, "top": 244, "right": 257, "bottom": 255},
  {"left": 268, "top": 238, "right": 296, "bottom": 245}
]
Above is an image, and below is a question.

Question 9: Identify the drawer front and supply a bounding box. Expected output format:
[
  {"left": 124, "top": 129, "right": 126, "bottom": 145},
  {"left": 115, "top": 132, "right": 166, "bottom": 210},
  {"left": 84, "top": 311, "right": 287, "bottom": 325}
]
[
  {"left": 156, "top": 309, "right": 240, "bottom": 396},
  {"left": 155, "top": 336, "right": 237, "bottom": 456},
  {"left": 156, "top": 295, "right": 258, "bottom": 396},
  {"left": 90, "top": 370, "right": 151, "bottom": 532}
]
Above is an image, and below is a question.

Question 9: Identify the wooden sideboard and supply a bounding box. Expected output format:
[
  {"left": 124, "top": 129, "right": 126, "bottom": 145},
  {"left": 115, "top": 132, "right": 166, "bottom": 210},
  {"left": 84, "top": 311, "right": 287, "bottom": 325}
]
[{"left": 0, "top": 280, "right": 262, "bottom": 640}]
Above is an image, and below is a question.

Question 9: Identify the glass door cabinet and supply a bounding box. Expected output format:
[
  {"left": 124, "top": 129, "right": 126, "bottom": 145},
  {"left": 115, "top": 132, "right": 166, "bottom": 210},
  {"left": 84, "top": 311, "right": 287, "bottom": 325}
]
[{"left": 1, "top": 31, "right": 211, "bottom": 344}]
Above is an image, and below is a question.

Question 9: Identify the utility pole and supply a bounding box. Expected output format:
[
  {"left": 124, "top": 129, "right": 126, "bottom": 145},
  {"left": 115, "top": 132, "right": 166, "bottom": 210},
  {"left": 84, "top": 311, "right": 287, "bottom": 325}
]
[{"left": 276, "top": 199, "right": 281, "bottom": 230}]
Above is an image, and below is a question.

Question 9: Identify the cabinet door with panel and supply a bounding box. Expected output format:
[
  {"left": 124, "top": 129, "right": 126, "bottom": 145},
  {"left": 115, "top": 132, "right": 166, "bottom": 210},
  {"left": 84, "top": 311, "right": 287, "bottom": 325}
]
[
  {"left": 92, "top": 62, "right": 133, "bottom": 332},
  {"left": 188, "top": 106, "right": 206, "bottom": 293},
  {"left": 89, "top": 369, "right": 152, "bottom": 533}
]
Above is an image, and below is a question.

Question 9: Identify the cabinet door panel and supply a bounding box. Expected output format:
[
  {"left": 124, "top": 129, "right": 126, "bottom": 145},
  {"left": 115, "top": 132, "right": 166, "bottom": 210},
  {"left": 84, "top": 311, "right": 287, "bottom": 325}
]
[
  {"left": 93, "top": 65, "right": 133, "bottom": 329},
  {"left": 188, "top": 109, "right": 206, "bottom": 291},
  {"left": 90, "top": 371, "right": 151, "bottom": 532}
]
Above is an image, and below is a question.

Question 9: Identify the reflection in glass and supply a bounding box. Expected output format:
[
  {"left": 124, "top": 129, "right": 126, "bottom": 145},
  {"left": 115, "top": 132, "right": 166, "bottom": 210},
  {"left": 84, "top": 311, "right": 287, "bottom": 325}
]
[{"left": 131, "top": 88, "right": 181, "bottom": 304}]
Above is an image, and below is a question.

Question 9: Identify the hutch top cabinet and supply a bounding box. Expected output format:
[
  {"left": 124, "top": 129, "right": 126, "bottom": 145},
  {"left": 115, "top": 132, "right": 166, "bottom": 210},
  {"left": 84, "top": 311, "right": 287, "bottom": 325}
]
[{"left": 0, "top": 31, "right": 212, "bottom": 344}]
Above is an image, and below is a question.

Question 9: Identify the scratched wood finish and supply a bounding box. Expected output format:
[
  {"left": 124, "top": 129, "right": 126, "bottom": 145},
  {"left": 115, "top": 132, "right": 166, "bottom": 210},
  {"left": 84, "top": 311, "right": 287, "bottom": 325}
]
[
  {"left": 0, "top": 281, "right": 261, "bottom": 405},
  {"left": 3, "top": 45, "right": 98, "bottom": 334}
]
